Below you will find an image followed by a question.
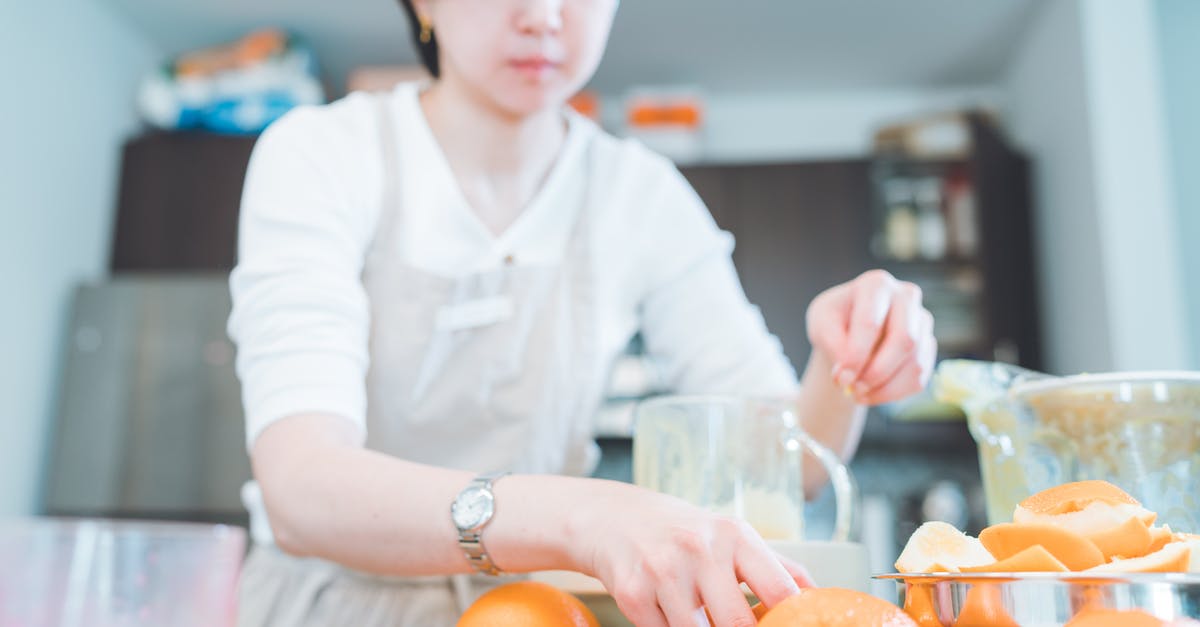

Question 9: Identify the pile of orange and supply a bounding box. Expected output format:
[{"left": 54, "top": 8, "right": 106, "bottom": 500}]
[
  {"left": 896, "top": 480, "right": 1198, "bottom": 576},
  {"left": 893, "top": 480, "right": 1200, "bottom": 627},
  {"left": 459, "top": 581, "right": 916, "bottom": 627}
]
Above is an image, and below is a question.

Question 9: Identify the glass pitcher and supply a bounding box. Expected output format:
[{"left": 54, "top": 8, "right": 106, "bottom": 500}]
[
  {"left": 632, "top": 396, "right": 856, "bottom": 542},
  {"left": 0, "top": 518, "right": 245, "bottom": 626},
  {"left": 935, "top": 360, "right": 1200, "bottom": 530}
]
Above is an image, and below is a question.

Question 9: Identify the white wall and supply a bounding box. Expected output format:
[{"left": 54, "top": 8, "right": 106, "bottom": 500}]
[
  {"left": 1002, "top": 0, "right": 1109, "bottom": 375},
  {"left": 1157, "top": 0, "right": 1200, "bottom": 370},
  {"left": 0, "top": 3, "right": 159, "bottom": 514},
  {"left": 1003, "top": 0, "right": 1188, "bottom": 374},
  {"left": 1077, "top": 0, "right": 1188, "bottom": 371}
]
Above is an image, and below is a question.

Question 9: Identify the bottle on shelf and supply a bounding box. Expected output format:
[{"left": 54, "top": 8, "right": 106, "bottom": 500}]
[
  {"left": 882, "top": 178, "right": 919, "bottom": 261},
  {"left": 914, "top": 177, "right": 948, "bottom": 260},
  {"left": 944, "top": 172, "right": 979, "bottom": 259}
]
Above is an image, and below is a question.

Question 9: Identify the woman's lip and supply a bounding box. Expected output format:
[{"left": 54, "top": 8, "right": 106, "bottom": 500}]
[{"left": 509, "top": 57, "right": 560, "bottom": 71}]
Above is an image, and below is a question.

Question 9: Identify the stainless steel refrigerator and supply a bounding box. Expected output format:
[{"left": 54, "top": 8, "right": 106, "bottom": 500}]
[{"left": 44, "top": 275, "right": 250, "bottom": 525}]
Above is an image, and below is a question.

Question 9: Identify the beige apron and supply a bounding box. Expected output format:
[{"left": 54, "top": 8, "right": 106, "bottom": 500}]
[{"left": 238, "top": 94, "right": 606, "bottom": 626}]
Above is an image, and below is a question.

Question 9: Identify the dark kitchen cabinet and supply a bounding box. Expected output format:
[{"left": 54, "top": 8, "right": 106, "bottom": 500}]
[
  {"left": 680, "top": 116, "right": 1042, "bottom": 376},
  {"left": 111, "top": 131, "right": 257, "bottom": 271},
  {"left": 682, "top": 162, "right": 874, "bottom": 372}
]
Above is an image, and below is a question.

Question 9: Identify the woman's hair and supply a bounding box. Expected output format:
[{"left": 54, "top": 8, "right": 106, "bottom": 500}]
[{"left": 398, "top": 0, "right": 440, "bottom": 77}]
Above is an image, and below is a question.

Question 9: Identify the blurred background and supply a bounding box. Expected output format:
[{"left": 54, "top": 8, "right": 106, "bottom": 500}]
[{"left": 1, "top": 0, "right": 1197, "bottom": 584}]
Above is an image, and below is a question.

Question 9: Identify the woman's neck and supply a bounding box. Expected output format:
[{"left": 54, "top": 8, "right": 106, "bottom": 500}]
[{"left": 419, "top": 76, "right": 567, "bottom": 235}]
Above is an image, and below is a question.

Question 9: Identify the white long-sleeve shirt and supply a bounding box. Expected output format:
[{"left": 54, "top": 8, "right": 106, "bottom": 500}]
[{"left": 228, "top": 82, "right": 798, "bottom": 450}]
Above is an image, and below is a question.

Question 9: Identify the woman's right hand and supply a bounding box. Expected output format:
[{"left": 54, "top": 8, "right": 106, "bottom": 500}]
[{"left": 565, "top": 480, "right": 813, "bottom": 627}]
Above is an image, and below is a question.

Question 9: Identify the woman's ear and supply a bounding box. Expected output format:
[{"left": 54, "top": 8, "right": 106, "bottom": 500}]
[{"left": 410, "top": 0, "right": 432, "bottom": 22}]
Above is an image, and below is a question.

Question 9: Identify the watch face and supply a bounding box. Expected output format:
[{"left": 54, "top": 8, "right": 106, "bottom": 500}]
[{"left": 452, "top": 486, "right": 494, "bottom": 530}]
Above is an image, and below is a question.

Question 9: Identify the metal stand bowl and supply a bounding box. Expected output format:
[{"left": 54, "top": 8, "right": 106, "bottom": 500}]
[{"left": 876, "top": 572, "right": 1200, "bottom": 626}]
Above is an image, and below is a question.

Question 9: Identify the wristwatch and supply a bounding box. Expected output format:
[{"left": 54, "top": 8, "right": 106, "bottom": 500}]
[{"left": 451, "top": 471, "right": 509, "bottom": 576}]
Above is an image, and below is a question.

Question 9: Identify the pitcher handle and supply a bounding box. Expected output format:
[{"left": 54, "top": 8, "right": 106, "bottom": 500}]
[{"left": 795, "top": 430, "right": 858, "bottom": 543}]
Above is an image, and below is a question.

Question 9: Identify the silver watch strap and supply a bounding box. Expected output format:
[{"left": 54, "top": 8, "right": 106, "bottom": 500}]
[{"left": 458, "top": 471, "right": 509, "bottom": 576}]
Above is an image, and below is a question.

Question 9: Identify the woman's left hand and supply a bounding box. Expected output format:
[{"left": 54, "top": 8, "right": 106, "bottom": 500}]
[{"left": 806, "top": 269, "right": 937, "bottom": 406}]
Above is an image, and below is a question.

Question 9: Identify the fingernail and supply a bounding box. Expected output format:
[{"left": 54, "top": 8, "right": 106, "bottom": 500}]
[
  {"left": 853, "top": 382, "right": 871, "bottom": 398},
  {"left": 830, "top": 364, "right": 843, "bottom": 379},
  {"left": 835, "top": 370, "right": 856, "bottom": 388}
]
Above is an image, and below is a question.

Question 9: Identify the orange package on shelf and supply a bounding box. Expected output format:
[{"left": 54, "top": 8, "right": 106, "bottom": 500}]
[{"left": 626, "top": 96, "right": 703, "bottom": 129}]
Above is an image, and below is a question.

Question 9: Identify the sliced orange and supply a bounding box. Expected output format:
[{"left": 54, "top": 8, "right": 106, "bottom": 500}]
[
  {"left": 1175, "top": 533, "right": 1200, "bottom": 573},
  {"left": 1064, "top": 608, "right": 1165, "bottom": 627},
  {"left": 979, "top": 523, "right": 1105, "bottom": 571},
  {"left": 952, "top": 584, "right": 1018, "bottom": 627},
  {"left": 1086, "top": 515, "right": 1153, "bottom": 560},
  {"left": 961, "top": 544, "right": 1070, "bottom": 573},
  {"left": 757, "top": 588, "right": 917, "bottom": 627},
  {"left": 902, "top": 584, "right": 942, "bottom": 627},
  {"left": 1147, "top": 525, "right": 1176, "bottom": 554},
  {"left": 1017, "top": 480, "right": 1141, "bottom": 515},
  {"left": 1014, "top": 481, "right": 1156, "bottom": 538},
  {"left": 1015, "top": 500, "right": 1157, "bottom": 536},
  {"left": 1087, "top": 542, "right": 1190, "bottom": 573},
  {"left": 895, "top": 521, "right": 995, "bottom": 573}
]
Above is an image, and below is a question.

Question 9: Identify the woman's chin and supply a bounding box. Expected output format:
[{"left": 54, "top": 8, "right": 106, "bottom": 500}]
[{"left": 489, "top": 81, "right": 576, "bottom": 118}]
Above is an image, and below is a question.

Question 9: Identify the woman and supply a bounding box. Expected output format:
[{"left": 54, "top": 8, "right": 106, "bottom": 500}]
[{"left": 229, "top": 0, "right": 936, "bottom": 625}]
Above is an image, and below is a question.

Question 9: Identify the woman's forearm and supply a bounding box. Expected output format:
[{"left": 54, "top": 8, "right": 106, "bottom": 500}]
[
  {"left": 251, "top": 413, "right": 597, "bottom": 576},
  {"left": 249, "top": 415, "right": 817, "bottom": 625},
  {"left": 796, "top": 349, "right": 867, "bottom": 498}
]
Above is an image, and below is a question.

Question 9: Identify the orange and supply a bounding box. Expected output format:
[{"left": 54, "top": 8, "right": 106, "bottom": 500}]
[
  {"left": 979, "top": 523, "right": 1105, "bottom": 571},
  {"left": 1014, "top": 481, "right": 1156, "bottom": 538},
  {"left": 1015, "top": 500, "right": 1157, "bottom": 537},
  {"left": 1177, "top": 532, "right": 1200, "bottom": 573},
  {"left": 1085, "top": 515, "right": 1153, "bottom": 560},
  {"left": 758, "top": 588, "right": 918, "bottom": 627},
  {"left": 1064, "top": 608, "right": 1165, "bottom": 627},
  {"left": 1087, "top": 542, "right": 1190, "bottom": 573},
  {"left": 952, "top": 584, "right": 1018, "bottom": 627},
  {"left": 1017, "top": 480, "right": 1141, "bottom": 515},
  {"left": 895, "top": 521, "right": 995, "bottom": 573},
  {"left": 456, "top": 581, "right": 598, "bottom": 627},
  {"left": 1148, "top": 525, "right": 1176, "bottom": 554},
  {"left": 961, "top": 544, "right": 1069, "bottom": 573},
  {"left": 902, "top": 584, "right": 942, "bottom": 627}
]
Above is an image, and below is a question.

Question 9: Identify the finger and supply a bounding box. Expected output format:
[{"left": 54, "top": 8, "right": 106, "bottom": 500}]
[
  {"left": 654, "top": 586, "right": 705, "bottom": 627},
  {"left": 833, "top": 271, "right": 895, "bottom": 388},
  {"left": 733, "top": 539, "right": 802, "bottom": 610},
  {"left": 696, "top": 568, "right": 757, "bottom": 627},
  {"left": 862, "top": 333, "right": 937, "bottom": 405},
  {"left": 807, "top": 283, "right": 853, "bottom": 358},
  {"left": 857, "top": 292, "right": 927, "bottom": 394},
  {"left": 773, "top": 552, "right": 816, "bottom": 589},
  {"left": 612, "top": 582, "right": 670, "bottom": 627}
]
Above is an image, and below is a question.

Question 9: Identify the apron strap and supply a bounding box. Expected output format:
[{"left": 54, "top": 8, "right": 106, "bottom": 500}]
[{"left": 366, "top": 91, "right": 406, "bottom": 265}]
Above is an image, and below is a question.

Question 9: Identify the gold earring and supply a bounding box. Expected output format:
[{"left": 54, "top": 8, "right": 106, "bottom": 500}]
[{"left": 419, "top": 17, "right": 433, "bottom": 43}]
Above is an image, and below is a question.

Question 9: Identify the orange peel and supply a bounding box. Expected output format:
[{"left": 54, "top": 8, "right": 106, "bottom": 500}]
[{"left": 979, "top": 522, "right": 1105, "bottom": 571}]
